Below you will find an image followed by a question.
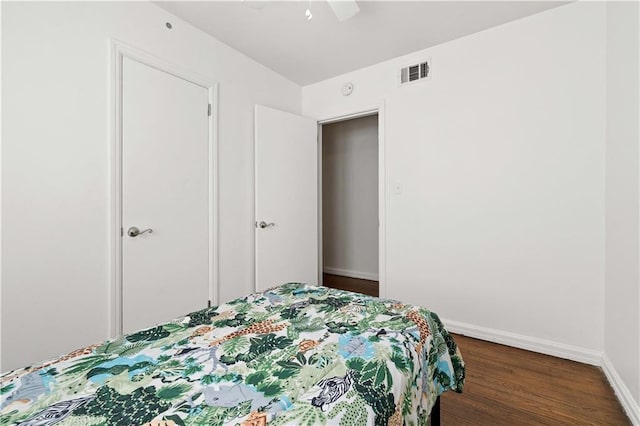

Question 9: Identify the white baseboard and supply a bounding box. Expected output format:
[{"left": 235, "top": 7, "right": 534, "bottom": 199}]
[
  {"left": 601, "top": 354, "right": 640, "bottom": 425},
  {"left": 441, "top": 318, "right": 603, "bottom": 365},
  {"left": 323, "top": 267, "right": 378, "bottom": 282}
]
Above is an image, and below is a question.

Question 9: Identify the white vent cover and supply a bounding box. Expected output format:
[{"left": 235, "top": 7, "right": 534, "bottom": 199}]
[{"left": 400, "top": 60, "right": 430, "bottom": 86}]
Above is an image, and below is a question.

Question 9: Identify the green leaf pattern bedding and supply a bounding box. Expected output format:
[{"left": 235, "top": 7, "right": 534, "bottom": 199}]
[{"left": 1, "top": 283, "right": 465, "bottom": 426}]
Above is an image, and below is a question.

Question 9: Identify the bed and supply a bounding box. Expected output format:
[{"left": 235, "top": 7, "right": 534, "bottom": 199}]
[{"left": 1, "top": 283, "right": 465, "bottom": 426}]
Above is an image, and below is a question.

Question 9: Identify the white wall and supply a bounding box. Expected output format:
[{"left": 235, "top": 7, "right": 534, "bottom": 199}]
[
  {"left": 304, "top": 2, "right": 606, "bottom": 355},
  {"left": 605, "top": 0, "right": 640, "bottom": 413},
  {"left": 1, "top": 1, "right": 301, "bottom": 372},
  {"left": 322, "top": 115, "right": 378, "bottom": 280}
]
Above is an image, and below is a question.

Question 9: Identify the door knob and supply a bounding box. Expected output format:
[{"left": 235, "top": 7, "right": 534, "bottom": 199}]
[
  {"left": 128, "top": 226, "right": 153, "bottom": 237},
  {"left": 258, "top": 221, "right": 275, "bottom": 229}
]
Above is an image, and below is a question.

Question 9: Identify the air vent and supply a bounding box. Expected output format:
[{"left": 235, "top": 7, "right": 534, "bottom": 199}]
[
  {"left": 409, "top": 65, "right": 419, "bottom": 82},
  {"left": 420, "top": 62, "right": 429, "bottom": 78},
  {"left": 400, "top": 60, "right": 430, "bottom": 86}
]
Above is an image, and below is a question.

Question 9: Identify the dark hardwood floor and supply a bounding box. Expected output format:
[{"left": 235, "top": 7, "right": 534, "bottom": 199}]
[
  {"left": 323, "top": 273, "right": 379, "bottom": 296},
  {"left": 442, "top": 335, "right": 630, "bottom": 425},
  {"left": 323, "top": 274, "right": 630, "bottom": 425}
]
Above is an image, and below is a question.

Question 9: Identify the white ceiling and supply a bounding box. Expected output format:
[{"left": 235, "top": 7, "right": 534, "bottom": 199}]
[{"left": 155, "top": 1, "right": 569, "bottom": 86}]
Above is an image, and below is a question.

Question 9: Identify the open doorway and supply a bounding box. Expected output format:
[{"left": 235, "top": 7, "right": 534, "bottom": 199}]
[{"left": 320, "top": 113, "right": 379, "bottom": 297}]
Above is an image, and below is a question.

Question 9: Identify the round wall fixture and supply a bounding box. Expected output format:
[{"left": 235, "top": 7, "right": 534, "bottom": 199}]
[
  {"left": 341, "top": 82, "right": 354, "bottom": 96},
  {"left": 165, "top": 22, "right": 173, "bottom": 29}
]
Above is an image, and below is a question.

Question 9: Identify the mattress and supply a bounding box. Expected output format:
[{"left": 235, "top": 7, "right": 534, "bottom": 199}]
[{"left": 1, "top": 283, "right": 465, "bottom": 425}]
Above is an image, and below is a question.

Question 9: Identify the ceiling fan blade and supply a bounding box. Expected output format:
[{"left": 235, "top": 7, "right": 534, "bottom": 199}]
[
  {"left": 327, "top": 0, "right": 360, "bottom": 21},
  {"left": 241, "top": 0, "right": 267, "bottom": 11}
]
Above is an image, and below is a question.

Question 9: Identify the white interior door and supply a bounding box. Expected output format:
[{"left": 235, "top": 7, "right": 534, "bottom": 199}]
[
  {"left": 255, "top": 105, "right": 318, "bottom": 291},
  {"left": 122, "top": 57, "right": 210, "bottom": 334}
]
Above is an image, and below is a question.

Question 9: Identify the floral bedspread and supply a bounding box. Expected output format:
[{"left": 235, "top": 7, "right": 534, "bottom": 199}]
[{"left": 1, "top": 283, "right": 464, "bottom": 426}]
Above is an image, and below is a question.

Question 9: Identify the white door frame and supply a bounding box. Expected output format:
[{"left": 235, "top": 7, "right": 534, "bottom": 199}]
[
  {"left": 316, "top": 102, "right": 387, "bottom": 298},
  {"left": 109, "top": 39, "right": 219, "bottom": 338}
]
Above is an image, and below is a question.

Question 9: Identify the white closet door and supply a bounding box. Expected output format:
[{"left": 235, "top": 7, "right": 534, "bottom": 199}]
[
  {"left": 254, "top": 105, "right": 318, "bottom": 292},
  {"left": 121, "top": 57, "right": 209, "bottom": 334}
]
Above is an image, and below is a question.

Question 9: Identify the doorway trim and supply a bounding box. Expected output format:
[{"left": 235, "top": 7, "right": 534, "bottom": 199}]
[
  {"left": 316, "top": 101, "right": 387, "bottom": 298},
  {"left": 109, "top": 39, "right": 219, "bottom": 338}
]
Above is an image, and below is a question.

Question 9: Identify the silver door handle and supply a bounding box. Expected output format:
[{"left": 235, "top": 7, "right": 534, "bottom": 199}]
[
  {"left": 128, "top": 226, "right": 153, "bottom": 237},
  {"left": 258, "top": 221, "right": 275, "bottom": 229}
]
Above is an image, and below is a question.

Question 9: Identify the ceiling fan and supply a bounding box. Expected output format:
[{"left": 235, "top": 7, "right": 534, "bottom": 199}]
[{"left": 242, "top": 0, "right": 360, "bottom": 22}]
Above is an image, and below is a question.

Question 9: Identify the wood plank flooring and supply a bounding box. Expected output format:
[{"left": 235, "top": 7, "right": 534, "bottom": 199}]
[
  {"left": 442, "top": 335, "right": 630, "bottom": 425},
  {"left": 323, "top": 275, "right": 630, "bottom": 425},
  {"left": 323, "top": 273, "right": 379, "bottom": 296}
]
